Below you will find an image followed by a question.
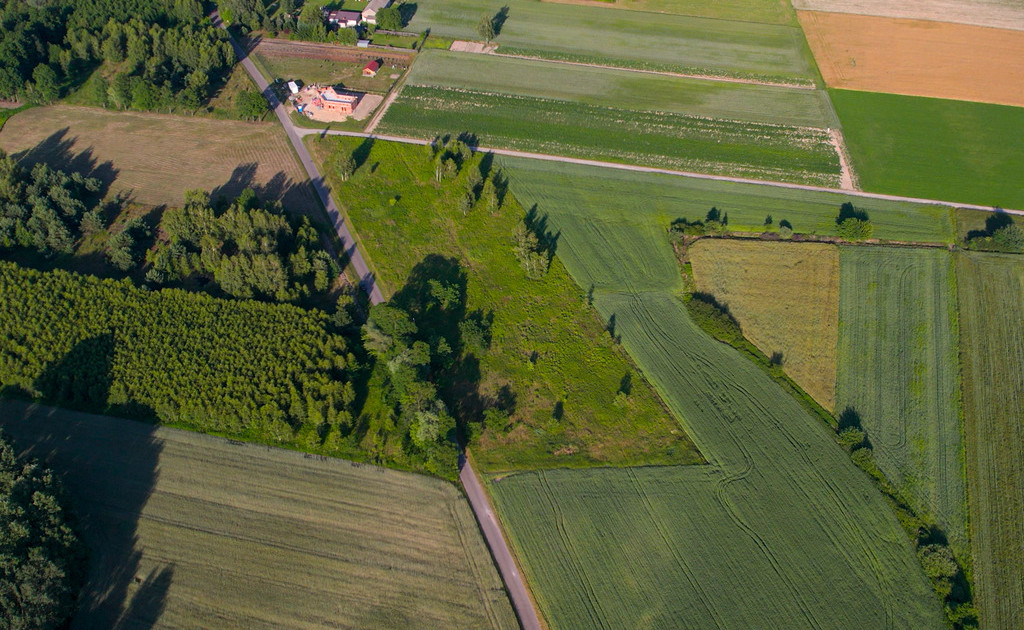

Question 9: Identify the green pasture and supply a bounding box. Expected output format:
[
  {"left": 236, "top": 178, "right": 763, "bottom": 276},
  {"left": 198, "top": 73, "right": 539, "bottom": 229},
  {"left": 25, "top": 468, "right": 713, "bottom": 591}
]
[
  {"left": 831, "top": 90, "right": 1024, "bottom": 210},
  {"left": 405, "top": 0, "right": 817, "bottom": 82},
  {"left": 957, "top": 252, "right": 1024, "bottom": 630},
  {"left": 381, "top": 86, "right": 840, "bottom": 186},
  {"left": 499, "top": 156, "right": 956, "bottom": 243},
  {"left": 491, "top": 156, "right": 946, "bottom": 629},
  {"left": 404, "top": 51, "right": 836, "bottom": 127},
  {"left": 836, "top": 247, "right": 967, "bottom": 557},
  {"left": 309, "top": 137, "right": 700, "bottom": 470}
]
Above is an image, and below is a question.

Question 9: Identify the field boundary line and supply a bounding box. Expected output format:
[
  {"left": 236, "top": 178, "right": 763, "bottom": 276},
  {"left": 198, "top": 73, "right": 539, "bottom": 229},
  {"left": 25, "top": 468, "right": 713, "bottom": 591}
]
[{"left": 297, "top": 128, "right": 1024, "bottom": 215}]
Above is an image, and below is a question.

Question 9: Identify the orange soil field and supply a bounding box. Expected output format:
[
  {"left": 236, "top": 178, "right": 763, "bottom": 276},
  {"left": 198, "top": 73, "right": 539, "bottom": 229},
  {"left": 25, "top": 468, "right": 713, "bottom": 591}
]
[{"left": 799, "top": 11, "right": 1024, "bottom": 107}]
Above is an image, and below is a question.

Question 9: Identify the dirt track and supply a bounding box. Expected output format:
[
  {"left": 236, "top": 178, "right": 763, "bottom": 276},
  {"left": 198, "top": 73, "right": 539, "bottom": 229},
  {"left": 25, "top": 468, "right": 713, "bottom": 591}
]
[{"left": 800, "top": 11, "right": 1024, "bottom": 107}]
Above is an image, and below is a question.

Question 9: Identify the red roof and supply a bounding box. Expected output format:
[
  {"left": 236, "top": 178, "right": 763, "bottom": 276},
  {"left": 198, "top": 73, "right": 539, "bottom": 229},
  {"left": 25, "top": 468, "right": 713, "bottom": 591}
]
[{"left": 363, "top": 60, "right": 381, "bottom": 73}]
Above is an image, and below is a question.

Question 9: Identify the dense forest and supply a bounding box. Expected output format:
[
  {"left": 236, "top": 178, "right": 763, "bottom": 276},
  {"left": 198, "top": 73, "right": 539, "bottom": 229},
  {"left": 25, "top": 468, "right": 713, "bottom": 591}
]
[
  {"left": 0, "top": 0, "right": 234, "bottom": 110},
  {"left": 0, "top": 431, "right": 84, "bottom": 630}
]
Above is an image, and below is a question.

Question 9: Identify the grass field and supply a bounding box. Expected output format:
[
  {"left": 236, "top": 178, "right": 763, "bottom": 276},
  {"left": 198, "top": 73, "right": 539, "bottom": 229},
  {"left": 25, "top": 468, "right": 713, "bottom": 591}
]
[
  {"left": 831, "top": 89, "right": 1024, "bottom": 210},
  {"left": 0, "top": 105, "right": 317, "bottom": 213},
  {"left": 405, "top": 0, "right": 818, "bottom": 83},
  {"left": 0, "top": 400, "right": 518, "bottom": 629},
  {"left": 402, "top": 51, "right": 837, "bottom": 128},
  {"left": 688, "top": 239, "right": 839, "bottom": 410},
  {"left": 800, "top": 12, "right": 1024, "bottom": 108},
  {"left": 492, "top": 156, "right": 946, "bottom": 629},
  {"left": 498, "top": 156, "right": 956, "bottom": 243},
  {"left": 541, "top": 0, "right": 797, "bottom": 24},
  {"left": 309, "top": 137, "right": 700, "bottom": 470},
  {"left": 956, "top": 251, "right": 1024, "bottom": 630},
  {"left": 836, "top": 247, "right": 967, "bottom": 557}
]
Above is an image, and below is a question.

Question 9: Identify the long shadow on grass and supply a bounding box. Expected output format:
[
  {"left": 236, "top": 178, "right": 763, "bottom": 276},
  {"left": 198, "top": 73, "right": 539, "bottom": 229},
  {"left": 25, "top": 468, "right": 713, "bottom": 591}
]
[
  {"left": 0, "top": 335, "right": 171, "bottom": 629},
  {"left": 12, "top": 128, "right": 119, "bottom": 200}
]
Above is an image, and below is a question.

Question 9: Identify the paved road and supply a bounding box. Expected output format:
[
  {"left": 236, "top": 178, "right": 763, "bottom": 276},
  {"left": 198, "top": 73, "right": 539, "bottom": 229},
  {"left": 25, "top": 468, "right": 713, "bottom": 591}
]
[
  {"left": 296, "top": 128, "right": 1024, "bottom": 216},
  {"left": 215, "top": 13, "right": 385, "bottom": 305},
  {"left": 460, "top": 455, "right": 544, "bottom": 630}
]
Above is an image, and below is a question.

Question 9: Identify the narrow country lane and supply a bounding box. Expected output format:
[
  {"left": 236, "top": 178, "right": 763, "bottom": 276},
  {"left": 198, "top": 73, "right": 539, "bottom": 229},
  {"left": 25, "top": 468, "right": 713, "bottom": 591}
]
[
  {"left": 215, "top": 15, "right": 545, "bottom": 630},
  {"left": 214, "top": 12, "right": 385, "bottom": 305}
]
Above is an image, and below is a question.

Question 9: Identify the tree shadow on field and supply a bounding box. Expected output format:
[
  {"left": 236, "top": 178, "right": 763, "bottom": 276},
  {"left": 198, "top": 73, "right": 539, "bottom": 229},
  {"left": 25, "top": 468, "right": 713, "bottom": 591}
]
[
  {"left": 12, "top": 128, "right": 120, "bottom": 200},
  {"left": 210, "top": 162, "right": 318, "bottom": 218},
  {"left": 0, "top": 335, "right": 172, "bottom": 629}
]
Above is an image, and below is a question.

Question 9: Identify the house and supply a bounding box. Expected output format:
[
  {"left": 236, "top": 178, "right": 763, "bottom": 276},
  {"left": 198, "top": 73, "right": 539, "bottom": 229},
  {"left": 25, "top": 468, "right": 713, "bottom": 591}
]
[
  {"left": 312, "top": 87, "right": 360, "bottom": 115},
  {"left": 324, "top": 9, "right": 361, "bottom": 28},
  {"left": 287, "top": 80, "right": 300, "bottom": 95},
  {"left": 361, "top": 0, "right": 392, "bottom": 25},
  {"left": 362, "top": 60, "right": 381, "bottom": 77}
]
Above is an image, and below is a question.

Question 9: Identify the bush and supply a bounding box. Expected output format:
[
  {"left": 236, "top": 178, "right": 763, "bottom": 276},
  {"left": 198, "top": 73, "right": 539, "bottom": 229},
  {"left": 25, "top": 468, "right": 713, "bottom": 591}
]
[
  {"left": 0, "top": 432, "right": 84, "bottom": 630},
  {"left": 837, "top": 217, "right": 874, "bottom": 241},
  {"left": 837, "top": 427, "right": 866, "bottom": 451}
]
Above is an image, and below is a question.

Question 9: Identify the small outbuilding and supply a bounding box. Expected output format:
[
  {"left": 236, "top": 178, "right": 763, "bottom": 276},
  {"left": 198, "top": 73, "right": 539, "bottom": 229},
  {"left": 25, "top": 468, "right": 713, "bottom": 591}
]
[
  {"left": 357, "top": 39, "right": 370, "bottom": 48},
  {"left": 362, "top": 60, "right": 381, "bottom": 77},
  {"left": 287, "top": 80, "right": 300, "bottom": 95}
]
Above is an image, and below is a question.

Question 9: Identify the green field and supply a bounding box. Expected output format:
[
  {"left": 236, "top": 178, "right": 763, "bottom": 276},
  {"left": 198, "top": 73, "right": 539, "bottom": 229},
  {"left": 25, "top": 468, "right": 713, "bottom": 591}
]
[
  {"left": 309, "top": 138, "right": 700, "bottom": 470},
  {"left": 253, "top": 49, "right": 405, "bottom": 94},
  {"left": 956, "top": 251, "right": 1024, "bottom": 630},
  {"left": 831, "top": 89, "right": 1024, "bottom": 210},
  {"left": 836, "top": 247, "right": 967, "bottom": 556},
  {"left": 403, "top": 52, "right": 836, "bottom": 127},
  {"left": 406, "top": 0, "right": 817, "bottom": 82},
  {"left": 499, "top": 156, "right": 956, "bottom": 243},
  {"left": 0, "top": 401, "right": 517, "bottom": 629},
  {"left": 542, "top": 0, "right": 797, "bottom": 24},
  {"left": 491, "top": 156, "right": 945, "bottom": 629}
]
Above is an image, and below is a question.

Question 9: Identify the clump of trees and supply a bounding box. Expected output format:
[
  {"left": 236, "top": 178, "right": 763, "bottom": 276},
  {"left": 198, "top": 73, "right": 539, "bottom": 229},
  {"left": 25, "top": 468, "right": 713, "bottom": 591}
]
[
  {"left": 0, "top": 150, "right": 102, "bottom": 254},
  {"left": 513, "top": 211, "right": 552, "bottom": 279},
  {"left": 0, "top": 1, "right": 233, "bottom": 110},
  {"left": 836, "top": 202, "right": 873, "bottom": 241},
  {"left": 235, "top": 89, "right": 269, "bottom": 120},
  {"left": 669, "top": 207, "right": 732, "bottom": 237},
  {"left": 431, "top": 136, "right": 473, "bottom": 182},
  {"left": 964, "top": 212, "right": 1024, "bottom": 253},
  {"left": 376, "top": 7, "right": 404, "bottom": 31},
  {"left": 147, "top": 189, "right": 338, "bottom": 302},
  {"left": 0, "top": 431, "right": 84, "bottom": 630}
]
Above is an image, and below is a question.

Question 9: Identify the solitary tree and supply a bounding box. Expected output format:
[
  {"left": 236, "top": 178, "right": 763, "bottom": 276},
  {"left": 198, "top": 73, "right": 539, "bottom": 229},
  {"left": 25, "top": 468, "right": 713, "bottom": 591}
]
[
  {"left": 477, "top": 14, "right": 496, "bottom": 42},
  {"left": 376, "top": 6, "right": 403, "bottom": 31}
]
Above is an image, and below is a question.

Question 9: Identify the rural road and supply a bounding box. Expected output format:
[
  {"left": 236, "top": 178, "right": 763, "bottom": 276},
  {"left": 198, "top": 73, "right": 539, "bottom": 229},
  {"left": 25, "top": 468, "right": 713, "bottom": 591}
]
[
  {"left": 215, "top": 12, "right": 385, "bottom": 305},
  {"left": 460, "top": 456, "right": 544, "bottom": 630},
  {"left": 218, "top": 16, "right": 544, "bottom": 630}
]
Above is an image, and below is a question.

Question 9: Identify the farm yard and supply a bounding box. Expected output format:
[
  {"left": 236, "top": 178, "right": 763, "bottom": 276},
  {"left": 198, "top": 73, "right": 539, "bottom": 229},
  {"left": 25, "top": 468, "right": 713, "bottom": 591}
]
[
  {"left": 493, "top": 158, "right": 946, "bottom": 629},
  {"left": 0, "top": 401, "right": 518, "bottom": 630},
  {"left": 0, "top": 105, "right": 316, "bottom": 213},
  {"left": 836, "top": 247, "right": 967, "bottom": 557},
  {"left": 688, "top": 240, "right": 840, "bottom": 410},
  {"left": 831, "top": 90, "right": 1024, "bottom": 210},
  {"left": 309, "top": 138, "right": 700, "bottom": 470},
  {"left": 250, "top": 38, "right": 409, "bottom": 95},
  {"left": 956, "top": 252, "right": 1024, "bottom": 630},
  {"left": 498, "top": 156, "right": 956, "bottom": 243},
  {"left": 404, "top": 0, "right": 820, "bottom": 83},
  {"left": 799, "top": 11, "right": 1024, "bottom": 107},
  {"left": 790, "top": 0, "right": 1024, "bottom": 31}
]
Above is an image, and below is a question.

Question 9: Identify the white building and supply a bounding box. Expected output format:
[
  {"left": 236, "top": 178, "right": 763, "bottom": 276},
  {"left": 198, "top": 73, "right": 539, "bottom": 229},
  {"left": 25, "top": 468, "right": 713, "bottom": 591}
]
[
  {"left": 361, "top": 0, "right": 392, "bottom": 25},
  {"left": 287, "top": 81, "right": 300, "bottom": 95}
]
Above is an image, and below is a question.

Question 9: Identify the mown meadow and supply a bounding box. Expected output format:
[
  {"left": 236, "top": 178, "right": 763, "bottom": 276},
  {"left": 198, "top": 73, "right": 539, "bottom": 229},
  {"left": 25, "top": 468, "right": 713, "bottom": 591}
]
[
  {"left": 405, "top": 0, "right": 818, "bottom": 83},
  {"left": 310, "top": 137, "right": 700, "bottom": 470},
  {"left": 0, "top": 401, "right": 518, "bottom": 629},
  {"left": 956, "top": 251, "right": 1024, "bottom": 630},
  {"left": 493, "top": 156, "right": 946, "bottom": 629},
  {"left": 831, "top": 89, "right": 1024, "bottom": 210},
  {"left": 836, "top": 247, "right": 967, "bottom": 558}
]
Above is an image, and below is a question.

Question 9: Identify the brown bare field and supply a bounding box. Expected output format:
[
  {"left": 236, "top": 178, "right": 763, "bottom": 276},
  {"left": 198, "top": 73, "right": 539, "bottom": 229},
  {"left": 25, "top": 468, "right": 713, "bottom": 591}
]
[
  {"left": 0, "top": 400, "right": 518, "bottom": 630},
  {"left": 689, "top": 239, "right": 840, "bottom": 410},
  {"left": 792, "top": 0, "right": 1024, "bottom": 31},
  {"left": 0, "top": 105, "right": 317, "bottom": 212},
  {"left": 799, "top": 11, "right": 1024, "bottom": 106}
]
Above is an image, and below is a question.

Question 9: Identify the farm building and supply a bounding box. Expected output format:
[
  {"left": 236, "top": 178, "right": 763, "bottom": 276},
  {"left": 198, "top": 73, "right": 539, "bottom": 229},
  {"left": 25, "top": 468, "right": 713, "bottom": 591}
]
[
  {"left": 363, "top": 60, "right": 381, "bottom": 77},
  {"left": 361, "top": 0, "right": 392, "bottom": 24},
  {"left": 324, "top": 9, "right": 361, "bottom": 28}
]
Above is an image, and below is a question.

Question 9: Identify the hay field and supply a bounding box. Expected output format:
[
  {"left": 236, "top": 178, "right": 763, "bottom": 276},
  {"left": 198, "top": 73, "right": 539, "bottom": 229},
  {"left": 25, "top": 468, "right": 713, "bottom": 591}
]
[
  {"left": 541, "top": 0, "right": 797, "bottom": 25},
  {"left": 499, "top": 156, "right": 955, "bottom": 243},
  {"left": 799, "top": 11, "right": 1024, "bottom": 107},
  {"left": 689, "top": 239, "right": 839, "bottom": 410},
  {"left": 836, "top": 247, "right": 966, "bottom": 556},
  {"left": 956, "top": 251, "right": 1024, "bottom": 630},
  {"left": 831, "top": 90, "right": 1024, "bottom": 210},
  {"left": 0, "top": 401, "right": 518, "bottom": 630},
  {"left": 790, "top": 0, "right": 1024, "bottom": 31},
  {"left": 492, "top": 157, "right": 946, "bottom": 629},
  {"left": 0, "top": 105, "right": 316, "bottom": 212},
  {"left": 403, "top": 51, "right": 837, "bottom": 128},
  {"left": 406, "top": 0, "right": 818, "bottom": 83}
]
